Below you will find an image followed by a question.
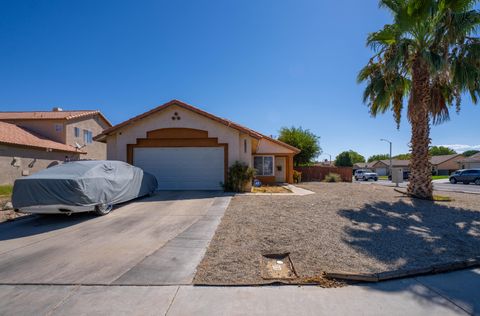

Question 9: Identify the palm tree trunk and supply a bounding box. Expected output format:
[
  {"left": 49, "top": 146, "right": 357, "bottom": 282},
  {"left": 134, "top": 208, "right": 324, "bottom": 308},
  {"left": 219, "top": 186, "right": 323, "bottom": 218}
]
[{"left": 407, "top": 57, "right": 433, "bottom": 199}]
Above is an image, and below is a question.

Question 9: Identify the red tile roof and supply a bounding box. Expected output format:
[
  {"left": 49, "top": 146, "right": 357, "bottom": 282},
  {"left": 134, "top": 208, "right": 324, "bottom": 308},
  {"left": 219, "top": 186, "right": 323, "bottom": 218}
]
[
  {"left": 0, "top": 121, "right": 85, "bottom": 154},
  {"left": 0, "top": 110, "right": 112, "bottom": 126},
  {"left": 96, "top": 99, "right": 300, "bottom": 153}
]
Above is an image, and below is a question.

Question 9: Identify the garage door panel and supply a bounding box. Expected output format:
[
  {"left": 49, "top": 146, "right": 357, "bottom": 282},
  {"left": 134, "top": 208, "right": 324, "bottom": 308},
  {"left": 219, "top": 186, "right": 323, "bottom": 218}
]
[{"left": 133, "top": 147, "right": 224, "bottom": 190}]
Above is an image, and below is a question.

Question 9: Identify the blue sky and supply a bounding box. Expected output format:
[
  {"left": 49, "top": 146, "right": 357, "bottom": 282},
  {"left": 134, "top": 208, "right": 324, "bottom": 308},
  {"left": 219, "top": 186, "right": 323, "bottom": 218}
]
[{"left": 1, "top": 0, "right": 478, "bottom": 160}]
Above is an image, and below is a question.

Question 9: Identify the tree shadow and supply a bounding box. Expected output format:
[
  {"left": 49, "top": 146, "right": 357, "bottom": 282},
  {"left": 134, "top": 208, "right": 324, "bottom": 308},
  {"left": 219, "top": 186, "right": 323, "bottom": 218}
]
[{"left": 338, "top": 197, "right": 480, "bottom": 314}]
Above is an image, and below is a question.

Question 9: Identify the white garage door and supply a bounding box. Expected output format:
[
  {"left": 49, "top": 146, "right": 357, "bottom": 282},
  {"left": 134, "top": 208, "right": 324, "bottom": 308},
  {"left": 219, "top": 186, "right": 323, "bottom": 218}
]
[{"left": 133, "top": 147, "right": 224, "bottom": 190}]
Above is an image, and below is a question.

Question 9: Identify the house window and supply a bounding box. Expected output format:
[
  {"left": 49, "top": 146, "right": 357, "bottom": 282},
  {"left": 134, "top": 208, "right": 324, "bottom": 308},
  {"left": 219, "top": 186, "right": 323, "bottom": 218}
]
[
  {"left": 253, "top": 156, "right": 274, "bottom": 176},
  {"left": 244, "top": 139, "right": 247, "bottom": 153},
  {"left": 83, "top": 130, "right": 93, "bottom": 144},
  {"left": 74, "top": 127, "right": 80, "bottom": 138}
]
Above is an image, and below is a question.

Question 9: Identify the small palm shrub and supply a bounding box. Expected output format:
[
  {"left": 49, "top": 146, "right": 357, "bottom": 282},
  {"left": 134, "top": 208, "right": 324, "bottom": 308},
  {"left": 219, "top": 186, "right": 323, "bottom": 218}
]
[
  {"left": 293, "top": 170, "right": 302, "bottom": 183},
  {"left": 324, "top": 173, "right": 342, "bottom": 183},
  {"left": 223, "top": 161, "right": 256, "bottom": 192}
]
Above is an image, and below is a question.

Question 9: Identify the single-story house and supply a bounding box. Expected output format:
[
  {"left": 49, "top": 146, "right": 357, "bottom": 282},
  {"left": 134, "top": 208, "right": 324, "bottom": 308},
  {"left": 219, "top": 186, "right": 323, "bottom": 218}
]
[
  {"left": 368, "top": 159, "right": 410, "bottom": 176},
  {"left": 457, "top": 153, "right": 480, "bottom": 169},
  {"left": 95, "top": 100, "right": 300, "bottom": 190},
  {"left": 431, "top": 154, "right": 464, "bottom": 175}
]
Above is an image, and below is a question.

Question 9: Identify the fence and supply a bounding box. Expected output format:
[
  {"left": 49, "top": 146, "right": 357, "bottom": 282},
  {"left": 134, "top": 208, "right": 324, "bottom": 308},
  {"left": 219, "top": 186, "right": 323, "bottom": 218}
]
[{"left": 294, "top": 166, "right": 353, "bottom": 182}]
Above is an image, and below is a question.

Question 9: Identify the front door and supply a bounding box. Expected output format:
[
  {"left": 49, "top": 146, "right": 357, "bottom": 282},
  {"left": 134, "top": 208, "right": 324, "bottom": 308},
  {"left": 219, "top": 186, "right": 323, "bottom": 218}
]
[{"left": 275, "top": 157, "right": 286, "bottom": 182}]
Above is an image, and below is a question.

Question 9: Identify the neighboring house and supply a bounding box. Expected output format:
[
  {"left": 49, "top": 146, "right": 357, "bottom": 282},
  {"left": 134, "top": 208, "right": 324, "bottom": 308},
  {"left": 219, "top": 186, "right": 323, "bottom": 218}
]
[
  {"left": 431, "top": 154, "right": 464, "bottom": 175},
  {"left": 95, "top": 100, "right": 300, "bottom": 190},
  {"left": 457, "top": 153, "right": 480, "bottom": 169},
  {"left": 369, "top": 159, "right": 410, "bottom": 176},
  {"left": 0, "top": 108, "right": 112, "bottom": 185},
  {"left": 353, "top": 162, "right": 368, "bottom": 171}
]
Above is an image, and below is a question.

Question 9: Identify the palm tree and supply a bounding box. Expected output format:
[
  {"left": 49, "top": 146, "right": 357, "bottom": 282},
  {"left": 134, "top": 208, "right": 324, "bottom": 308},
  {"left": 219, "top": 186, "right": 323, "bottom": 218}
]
[{"left": 358, "top": 0, "right": 480, "bottom": 199}]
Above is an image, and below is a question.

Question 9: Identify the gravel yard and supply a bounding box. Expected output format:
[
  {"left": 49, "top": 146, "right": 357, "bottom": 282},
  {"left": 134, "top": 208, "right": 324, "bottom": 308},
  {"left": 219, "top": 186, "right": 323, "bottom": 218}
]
[{"left": 194, "top": 182, "right": 480, "bottom": 285}]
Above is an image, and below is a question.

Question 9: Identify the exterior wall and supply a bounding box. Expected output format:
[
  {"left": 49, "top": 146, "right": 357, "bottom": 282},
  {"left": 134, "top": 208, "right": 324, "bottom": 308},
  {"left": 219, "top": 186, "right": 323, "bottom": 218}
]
[
  {"left": 255, "top": 139, "right": 294, "bottom": 154},
  {"left": 107, "top": 105, "right": 248, "bottom": 166},
  {"left": 65, "top": 116, "right": 109, "bottom": 160},
  {"left": 7, "top": 119, "right": 66, "bottom": 143},
  {"left": 0, "top": 144, "right": 80, "bottom": 185},
  {"left": 463, "top": 162, "right": 480, "bottom": 169}
]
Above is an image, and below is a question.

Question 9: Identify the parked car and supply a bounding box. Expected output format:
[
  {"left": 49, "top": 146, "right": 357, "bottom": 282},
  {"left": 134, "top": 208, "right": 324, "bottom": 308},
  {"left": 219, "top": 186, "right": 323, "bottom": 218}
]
[
  {"left": 449, "top": 169, "right": 480, "bottom": 185},
  {"left": 12, "top": 160, "right": 158, "bottom": 216},
  {"left": 354, "top": 169, "right": 378, "bottom": 181}
]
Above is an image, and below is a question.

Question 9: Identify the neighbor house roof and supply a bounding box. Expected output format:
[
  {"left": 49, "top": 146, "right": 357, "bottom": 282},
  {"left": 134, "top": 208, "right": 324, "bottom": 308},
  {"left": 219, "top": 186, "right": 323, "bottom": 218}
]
[
  {"left": 95, "top": 99, "right": 300, "bottom": 153},
  {"left": 0, "top": 110, "right": 112, "bottom": 127},
  {"left": 430, "top": 154, "right": 463, "bottom": 166},
  {"left": 370, "top": 159, "right": 410, "bottom": 168},
  {"left": 458, "top": 152, "right": 480, "bottom": 163},
  {"left": 0, "top": 121, "right": 85, "bottom": 154}
]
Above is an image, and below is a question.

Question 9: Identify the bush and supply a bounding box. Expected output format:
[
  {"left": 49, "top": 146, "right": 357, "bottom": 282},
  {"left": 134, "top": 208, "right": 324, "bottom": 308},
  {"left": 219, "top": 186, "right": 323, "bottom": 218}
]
[
  {"left": 293, "top": 170, "right": 302, "bottom": 183},
  {"left": 223, "top": 161, "right": 256, "bottom": 192},
  {"left": 324, "top": 173, "right": 342, "bottom": 183}
]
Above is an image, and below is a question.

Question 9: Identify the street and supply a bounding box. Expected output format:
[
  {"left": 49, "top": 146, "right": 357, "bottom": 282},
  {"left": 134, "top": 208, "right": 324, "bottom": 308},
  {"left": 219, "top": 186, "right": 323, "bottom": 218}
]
[{"left": 355, "top": 178, "right": 480, "bottom": 194}]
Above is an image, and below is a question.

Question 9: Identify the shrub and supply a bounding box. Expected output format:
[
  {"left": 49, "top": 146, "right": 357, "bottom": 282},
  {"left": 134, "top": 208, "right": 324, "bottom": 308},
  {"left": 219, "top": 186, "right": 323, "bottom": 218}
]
[
  {"left": 324, "top": 173, "right": 342, "bottom": 183},
  {"left": 293, "top": 170, "right": 302, "bottom": 183},
  {"left": 223, "top": 161, "right": 256, "bottom": 192}
]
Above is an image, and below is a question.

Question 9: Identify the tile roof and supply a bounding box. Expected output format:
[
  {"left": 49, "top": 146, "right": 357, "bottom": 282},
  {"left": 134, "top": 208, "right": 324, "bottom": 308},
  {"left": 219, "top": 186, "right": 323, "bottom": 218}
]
[
  {"left": 0, "top": 110, "right": 112, "bottom": 126},
  {"left": 95, "top": 99, "right": 300, "bottom": 153},
  {"left": 0, "top": 121, "right": 84, "bottom": 154}
]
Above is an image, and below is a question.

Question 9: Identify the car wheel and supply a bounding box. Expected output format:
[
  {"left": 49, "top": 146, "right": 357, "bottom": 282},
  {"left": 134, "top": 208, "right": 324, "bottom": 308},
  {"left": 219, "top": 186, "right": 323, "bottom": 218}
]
[
  {"left": 95, "top": 203, "right": 113, "bottom": 216},
  {"left": 475, "top": 179, "right": 480, "bottom": 185},
  {"left": 450, "top": 178, "right": 457, "bottom": 184},
  {"left": 374, "top": 177, "right": 378, "bottom": 181}
]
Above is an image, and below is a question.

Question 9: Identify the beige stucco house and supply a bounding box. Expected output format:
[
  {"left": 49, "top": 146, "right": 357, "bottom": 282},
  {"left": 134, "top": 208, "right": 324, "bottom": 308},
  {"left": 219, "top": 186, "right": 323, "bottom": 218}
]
[
  {"left": 0, "top": 108, "right": 111, "bottom": 185},
  {"left": 95, "top": 100, "right": 300, "bottom": 190}
]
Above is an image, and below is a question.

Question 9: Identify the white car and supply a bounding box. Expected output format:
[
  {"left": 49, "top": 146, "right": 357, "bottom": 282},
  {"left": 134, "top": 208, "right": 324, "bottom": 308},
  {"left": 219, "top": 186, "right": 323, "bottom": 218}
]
[{"left": 354, "top": 169, "right": 378, "bottom": 181}]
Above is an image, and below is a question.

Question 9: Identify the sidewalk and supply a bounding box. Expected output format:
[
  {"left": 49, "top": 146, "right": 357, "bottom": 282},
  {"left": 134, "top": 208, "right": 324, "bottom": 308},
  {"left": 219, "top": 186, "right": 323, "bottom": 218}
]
[{"left": 1, "top": 268, "right": 478, "bottom": 315}]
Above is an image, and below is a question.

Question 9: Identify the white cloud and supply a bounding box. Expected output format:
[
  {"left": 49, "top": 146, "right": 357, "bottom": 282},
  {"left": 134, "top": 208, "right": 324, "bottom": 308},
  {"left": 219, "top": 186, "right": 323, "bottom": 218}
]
[{"left": 438, "top": 144, "right": 480, "bottom": 153}]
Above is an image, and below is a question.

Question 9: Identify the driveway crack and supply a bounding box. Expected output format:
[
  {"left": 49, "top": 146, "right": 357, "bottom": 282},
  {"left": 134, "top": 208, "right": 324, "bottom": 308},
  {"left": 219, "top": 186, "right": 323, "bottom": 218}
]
[{"left": 164, "top": 286, "right": 180, "bottom": 315}]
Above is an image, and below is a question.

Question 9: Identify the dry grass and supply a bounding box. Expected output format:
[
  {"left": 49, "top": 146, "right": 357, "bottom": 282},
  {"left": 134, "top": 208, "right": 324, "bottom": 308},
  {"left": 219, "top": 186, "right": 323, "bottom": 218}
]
[
  {"left": 194, "top": 182, "right": 480, "bottom": 286},
  {"left": 251, "top": 185, "right": 291, "bottom": 194}
]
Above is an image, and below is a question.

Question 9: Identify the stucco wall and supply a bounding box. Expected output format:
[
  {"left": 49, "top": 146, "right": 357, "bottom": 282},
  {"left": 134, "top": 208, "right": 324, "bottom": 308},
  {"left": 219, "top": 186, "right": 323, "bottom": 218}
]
[
  {"left": 436, "top": 157, "right": 463, "bottom": 172},
  {"left": 8, "top": 120, "right": 66, "bottom": 143},
  {"left": 256, "top": 139, "right": 295, "bottom": 154},
  {"left": 66, "top": 116, "right": 109, "bottom": 160},
  {"left": 0, "top": 144, "right": 80, "bottom": 185},
  {"left": 106, "top": 105, "right": 250, "bottom": 166}
]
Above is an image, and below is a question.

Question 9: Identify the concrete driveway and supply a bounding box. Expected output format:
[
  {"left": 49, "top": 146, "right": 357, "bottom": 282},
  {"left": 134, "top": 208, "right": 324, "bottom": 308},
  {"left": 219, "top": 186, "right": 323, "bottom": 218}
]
[{"left": 0, "top": 191, "right": 231, "bottom": 285}]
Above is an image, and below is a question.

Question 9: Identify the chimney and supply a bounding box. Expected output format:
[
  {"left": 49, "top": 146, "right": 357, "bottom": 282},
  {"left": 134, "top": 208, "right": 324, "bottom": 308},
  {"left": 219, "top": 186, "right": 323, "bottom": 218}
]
[{"left": 52, "top": 107, "right": 63, "bottom": 112}]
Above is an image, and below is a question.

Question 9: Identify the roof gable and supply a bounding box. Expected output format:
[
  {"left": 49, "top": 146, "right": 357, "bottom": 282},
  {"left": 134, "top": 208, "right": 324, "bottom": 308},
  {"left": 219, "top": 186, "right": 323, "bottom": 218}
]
[{"left": 96, "top": 99, "right": 300, "bottom": 153}]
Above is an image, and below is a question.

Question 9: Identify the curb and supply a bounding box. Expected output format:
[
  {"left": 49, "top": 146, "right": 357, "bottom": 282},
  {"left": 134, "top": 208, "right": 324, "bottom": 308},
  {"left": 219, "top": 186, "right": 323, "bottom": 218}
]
[{"left": 324, "top": 257, "right": 480, "bottom": 282}]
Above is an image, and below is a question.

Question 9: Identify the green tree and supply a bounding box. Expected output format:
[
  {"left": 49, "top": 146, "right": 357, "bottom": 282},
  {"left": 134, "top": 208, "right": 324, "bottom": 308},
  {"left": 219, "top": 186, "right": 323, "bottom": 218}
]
[
  {"left": 429, "top": 146, "right": 456, "bottom": 156},
  {"left": 368, "top": 154, "right": 390, "bottom": 162},
  {"left": 347, "top": 150, "right": 366, "bottom": 164},
  {"left": 335, "top": 151, "right": 354, "bottom": 167},
  {"left": 278, "top": 126, "right": 321, "bottom": 166},
  {"left": 358, "top": 1, "right": 480, "bottom": 199},
  {"left": 395, "top": 153, "right": 412, "bottom": 160},
  {"left": 463, "top": 150, "right": 480, "bottom": 157}
]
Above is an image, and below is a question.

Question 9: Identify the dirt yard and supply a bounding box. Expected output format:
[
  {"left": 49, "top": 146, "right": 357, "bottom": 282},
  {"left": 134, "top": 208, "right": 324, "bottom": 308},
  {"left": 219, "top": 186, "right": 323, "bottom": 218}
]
[{"left": 194, "top": 182, "right": 480, "bottom": 285}]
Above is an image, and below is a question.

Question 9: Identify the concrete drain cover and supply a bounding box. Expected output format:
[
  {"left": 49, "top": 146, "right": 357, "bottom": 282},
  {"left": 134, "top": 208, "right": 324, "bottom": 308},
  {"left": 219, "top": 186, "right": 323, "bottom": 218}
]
[{"left": 261, "top": 253, "right": 297, "bottom": 280}]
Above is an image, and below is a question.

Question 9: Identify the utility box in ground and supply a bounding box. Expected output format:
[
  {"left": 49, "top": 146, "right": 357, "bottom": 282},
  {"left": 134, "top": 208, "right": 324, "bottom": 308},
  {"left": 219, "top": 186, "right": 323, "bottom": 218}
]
[{"left": 391, "top": 167, "right": 404, "bottom": 184}]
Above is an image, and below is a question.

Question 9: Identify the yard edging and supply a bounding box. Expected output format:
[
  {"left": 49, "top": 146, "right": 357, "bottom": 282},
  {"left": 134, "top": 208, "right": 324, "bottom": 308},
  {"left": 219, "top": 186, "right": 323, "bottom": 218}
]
[{"left": 324, "top": 256, "right": 480, "bottom": 282}]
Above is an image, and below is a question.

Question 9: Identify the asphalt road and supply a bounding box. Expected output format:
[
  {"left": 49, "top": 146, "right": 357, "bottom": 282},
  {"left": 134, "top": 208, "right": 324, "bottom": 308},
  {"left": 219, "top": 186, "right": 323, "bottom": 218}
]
[{"left": 355, "top": 179, "right": 480, "bottom": 194}]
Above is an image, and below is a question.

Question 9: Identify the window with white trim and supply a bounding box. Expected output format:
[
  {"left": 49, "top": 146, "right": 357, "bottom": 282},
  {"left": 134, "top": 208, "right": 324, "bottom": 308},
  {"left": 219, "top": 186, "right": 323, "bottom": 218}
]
[{"left": 253, "top": 156, "right": 274, "bottom": 176}]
